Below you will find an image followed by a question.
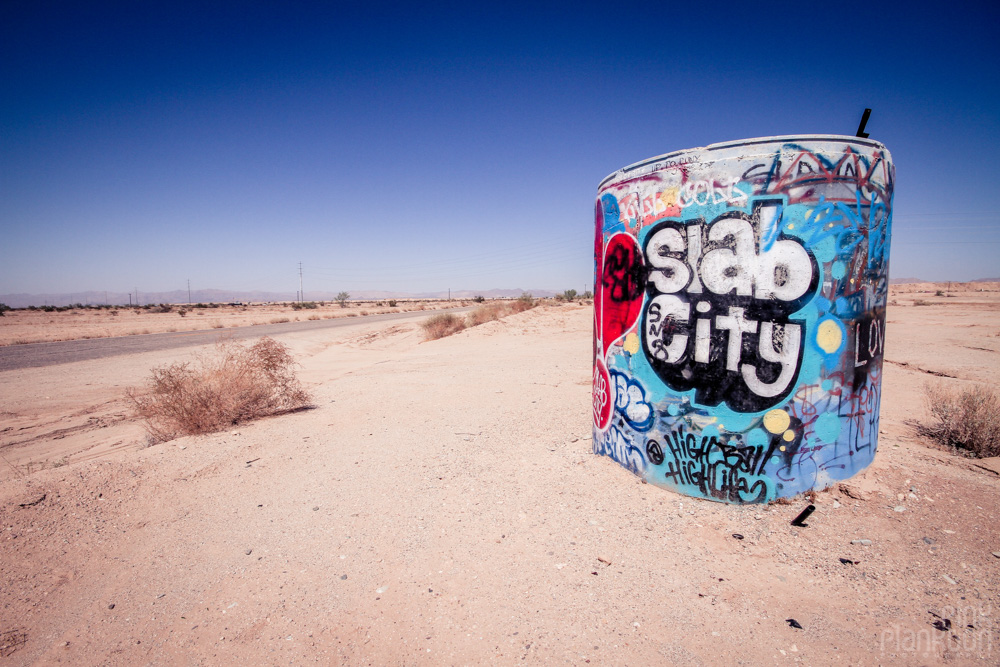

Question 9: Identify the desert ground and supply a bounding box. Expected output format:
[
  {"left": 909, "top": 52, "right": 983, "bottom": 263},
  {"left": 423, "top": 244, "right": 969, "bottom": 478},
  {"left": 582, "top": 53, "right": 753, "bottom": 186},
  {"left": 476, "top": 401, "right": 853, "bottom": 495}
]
[{"left": 1, "top": 288, "right": 999, "bottom": 665}]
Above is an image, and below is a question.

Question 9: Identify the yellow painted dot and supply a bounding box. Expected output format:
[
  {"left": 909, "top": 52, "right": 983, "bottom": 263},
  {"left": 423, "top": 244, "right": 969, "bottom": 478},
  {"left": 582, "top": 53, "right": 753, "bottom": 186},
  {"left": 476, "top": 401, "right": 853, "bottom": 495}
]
[
  {"left": 816, "top": 319, "right": 843, "bottom": 354},
  {"left": 779, "top": 445, "right": 786, "bottom": 452},
  {"left": 623, "top": 333, "right": 640, "bottom": 355},
  {"left": 783, "top": 429, "right": 795, "bottom": 441},
  {"left": 763, "top": 409, "right": 790, "bottom": 434}
]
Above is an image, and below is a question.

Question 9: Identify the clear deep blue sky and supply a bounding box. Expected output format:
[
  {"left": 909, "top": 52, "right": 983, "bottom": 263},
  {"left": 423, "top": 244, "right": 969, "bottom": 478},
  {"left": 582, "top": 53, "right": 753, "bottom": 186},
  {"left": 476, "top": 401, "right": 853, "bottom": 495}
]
[{"left": 3, "top": 0, "right": 998, "bottom": 297}]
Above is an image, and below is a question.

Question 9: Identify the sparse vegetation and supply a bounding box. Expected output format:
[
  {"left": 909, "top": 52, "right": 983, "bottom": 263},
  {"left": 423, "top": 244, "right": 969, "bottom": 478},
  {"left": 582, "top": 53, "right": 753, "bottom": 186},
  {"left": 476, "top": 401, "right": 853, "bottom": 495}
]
[
  {"left": 422, "top": 313, "right": 467, "bottom": 340},
  {"left": 335, "top": 292, "right": 350, "bottom": 308},
  {"left": 423, "top": 295, "right": 538, "bottom": 340},
  {"left": 126, "top": 337, "right": 310, "bottom": 443},
  {"left": 388, "top": 300, "right": 397, "bottom": 307},
  {"left": 467, "top": 298, "right": 537, "bottom": 327},
  {"left": 292, "top": 301, "right": 318, "bottom": 310},
  {"left": 922, "top": 383, "right": 1000, "bottom": 458},
  {"left": 935, "top": 289, "right": 945, "bottom": 296},
  {"left": 913, "top": 299, "right": 931, "bottom": 306},
  {"left": 465, "top": 305, "right": 499, "bottom": 327},
  {"left": 472, "top": 295, "right": 485, "bottom": 303},
  {"left": 561, "top": 289, "right": 578, "bottom": 302}
]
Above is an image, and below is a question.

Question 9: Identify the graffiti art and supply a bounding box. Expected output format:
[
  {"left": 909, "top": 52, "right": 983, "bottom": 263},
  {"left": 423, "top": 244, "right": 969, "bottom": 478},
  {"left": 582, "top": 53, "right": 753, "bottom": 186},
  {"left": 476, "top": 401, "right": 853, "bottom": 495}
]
[{"left": 593, "top": 136, "right": 894, "bottom": 504}]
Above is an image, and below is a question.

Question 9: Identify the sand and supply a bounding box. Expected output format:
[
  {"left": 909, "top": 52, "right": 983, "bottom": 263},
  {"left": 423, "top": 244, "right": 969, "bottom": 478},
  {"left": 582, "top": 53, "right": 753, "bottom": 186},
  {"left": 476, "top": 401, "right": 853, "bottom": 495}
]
[{"left": 1, "top": 293, "right": 999, "bottom": 664}]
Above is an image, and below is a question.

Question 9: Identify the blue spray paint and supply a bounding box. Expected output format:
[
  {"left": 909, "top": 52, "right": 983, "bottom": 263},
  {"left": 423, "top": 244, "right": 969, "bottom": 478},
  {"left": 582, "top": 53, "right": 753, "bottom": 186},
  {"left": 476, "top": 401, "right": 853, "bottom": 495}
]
[{"left": 593, "top": 136, "right": 894, "bottom": 503}]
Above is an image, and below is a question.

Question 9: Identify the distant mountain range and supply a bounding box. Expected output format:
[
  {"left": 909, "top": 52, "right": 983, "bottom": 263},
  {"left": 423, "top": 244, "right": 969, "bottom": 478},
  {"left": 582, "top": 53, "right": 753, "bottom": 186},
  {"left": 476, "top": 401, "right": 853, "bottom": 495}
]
[{"left": 0, "top": 288, "right": 558, "bottom": 308}]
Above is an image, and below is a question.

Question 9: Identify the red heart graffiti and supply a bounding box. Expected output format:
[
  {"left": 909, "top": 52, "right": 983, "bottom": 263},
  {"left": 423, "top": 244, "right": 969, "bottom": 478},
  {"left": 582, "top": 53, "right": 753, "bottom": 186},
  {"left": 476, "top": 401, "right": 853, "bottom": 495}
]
[{"left": 599, "top": 233, "right": 644, "bottom": 358}]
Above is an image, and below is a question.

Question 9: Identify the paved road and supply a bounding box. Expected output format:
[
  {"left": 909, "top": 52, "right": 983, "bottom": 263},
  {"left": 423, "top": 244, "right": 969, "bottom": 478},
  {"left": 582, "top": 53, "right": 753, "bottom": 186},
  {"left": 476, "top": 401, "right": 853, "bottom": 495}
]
[{"left": 0, "top": 308, "right": 470, "bottom": 372}]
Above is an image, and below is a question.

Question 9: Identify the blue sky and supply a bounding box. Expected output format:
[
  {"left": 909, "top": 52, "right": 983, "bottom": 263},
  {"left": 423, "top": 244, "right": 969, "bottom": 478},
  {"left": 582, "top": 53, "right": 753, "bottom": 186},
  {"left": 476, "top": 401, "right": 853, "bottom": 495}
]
[{"left": 2, "top": 0, "right": 998, "bottom": 297}]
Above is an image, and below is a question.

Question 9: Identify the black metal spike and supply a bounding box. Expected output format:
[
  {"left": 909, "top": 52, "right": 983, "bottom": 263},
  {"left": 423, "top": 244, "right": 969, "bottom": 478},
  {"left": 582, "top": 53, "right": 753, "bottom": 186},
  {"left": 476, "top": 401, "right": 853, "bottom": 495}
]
[{"left": 857, "top": 108, "right": 872, "bottom": 138}]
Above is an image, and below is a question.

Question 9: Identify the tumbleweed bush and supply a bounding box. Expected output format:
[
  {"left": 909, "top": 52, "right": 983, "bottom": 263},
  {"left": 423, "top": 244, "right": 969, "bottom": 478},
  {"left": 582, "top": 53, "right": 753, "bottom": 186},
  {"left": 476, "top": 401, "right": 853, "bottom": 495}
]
[
  {"left": 421, "top": 313, "right": 467, "bottom": 340},
  {"left": 923, "top": 383, "right": 1000, "bottom": 458},
  {"left": 127, "top": 336, "right": 310, "bottom": 442}
]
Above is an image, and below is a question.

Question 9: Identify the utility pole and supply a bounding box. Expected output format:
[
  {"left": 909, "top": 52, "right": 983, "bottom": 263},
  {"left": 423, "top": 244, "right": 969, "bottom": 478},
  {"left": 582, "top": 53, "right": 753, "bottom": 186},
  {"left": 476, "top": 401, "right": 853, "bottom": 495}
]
[
  {"left": 448, "top": 288, "right": 451, "bottom": 301},
  {"left": 188, "top": 279, "right": 191, "bottom": 304},
  {"left": 299, "top": 262, "right": 304, "bottom": 303}
]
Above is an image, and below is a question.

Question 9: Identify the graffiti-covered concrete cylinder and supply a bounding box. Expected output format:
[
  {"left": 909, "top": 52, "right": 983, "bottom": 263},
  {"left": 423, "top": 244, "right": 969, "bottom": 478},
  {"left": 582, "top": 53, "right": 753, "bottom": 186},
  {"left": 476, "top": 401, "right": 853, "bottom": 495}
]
[{"left": 593, "top": 136, "right": 894, "bottom": 504}]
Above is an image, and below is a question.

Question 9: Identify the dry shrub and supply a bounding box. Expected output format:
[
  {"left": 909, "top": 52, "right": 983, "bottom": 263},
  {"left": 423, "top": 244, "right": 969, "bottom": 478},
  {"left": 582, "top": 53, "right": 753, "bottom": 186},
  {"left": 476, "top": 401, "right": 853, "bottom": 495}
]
[
  {"left": 922, "top": 383, "right": 1000, "bottom": 458},
  {"left": 466, "top": 303, "right": 505, "bottom": 326},
  {"left": 127, "top": 337, "right": 310, "bottom": 443},
  {"left": 422, "top": 313, "right": 466, "bottom": 340},
  {"left": 269, "top": 317, "right": 290, "bottom": 324},
  {"left": 424, "top": 297, "right": 539, "bottom": 340},
  {"left": 465, "top": 297, "right": 535, "bottom": 327},
  {"left": 509, "top": 295, "right": 535, "bottom": 313}
]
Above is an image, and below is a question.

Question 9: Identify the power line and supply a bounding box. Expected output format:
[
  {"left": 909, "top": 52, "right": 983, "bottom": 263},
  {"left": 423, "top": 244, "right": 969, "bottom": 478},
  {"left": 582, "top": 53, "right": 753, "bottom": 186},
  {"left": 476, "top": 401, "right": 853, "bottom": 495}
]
[
  {"left": 308, "top": 247, "right": 584, "bottom": 281},
  {"left": 309, "top": 239, "right": 584, "bottom": 275}
]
